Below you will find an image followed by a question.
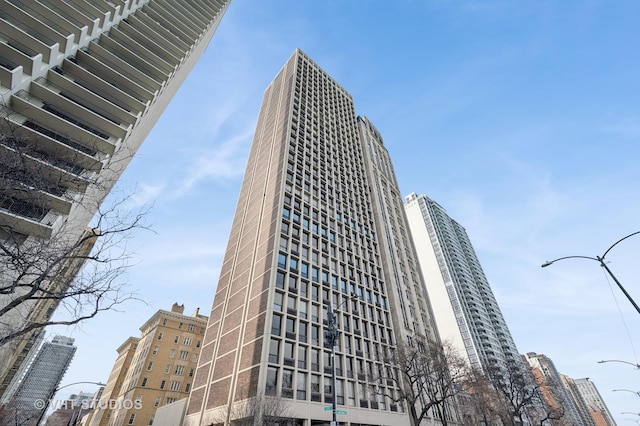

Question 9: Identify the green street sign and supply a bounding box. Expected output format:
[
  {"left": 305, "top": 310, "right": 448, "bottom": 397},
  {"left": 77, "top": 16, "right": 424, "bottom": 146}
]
[
  {"left": 324, "top": 406, "right": 332, "bottom": 411},
  {"left": 337, "top": 410, "right": 347, "bottom": 415}
]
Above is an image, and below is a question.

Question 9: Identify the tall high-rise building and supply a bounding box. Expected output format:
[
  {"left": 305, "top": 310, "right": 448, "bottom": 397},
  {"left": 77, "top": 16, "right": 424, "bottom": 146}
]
[
  {"left": 404, "top": 193, "right": 521, "bottom": 371},
  {"left": 0, "top": 0, "right": 231, "bottom": 395},
  {"left": 0, "top": 335, "right": 77, "bottom": 426},
  {"left": 185, "top": 49, "right": 449, "bottom": 426},
  {"left": 561, "top": 374, "right": 598, "bottom": 426},
  {"left": 85, "top": 304, "right": 207, "bottom": 426},
  {"left": 574, "top": 378, "right": 617, "bottom": 426},
  {"left": 524, "top": 352, "right": 587, "bottom": 425}
]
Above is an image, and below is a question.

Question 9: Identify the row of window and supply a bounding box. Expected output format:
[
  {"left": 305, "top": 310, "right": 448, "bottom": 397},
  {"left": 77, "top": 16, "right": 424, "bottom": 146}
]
[
  {"left": 268, "top": 336, "right": 395, "bottom": 379},
  {"left": 155, "top": 332, "right": 201, "bottom": 347},
  {"left": 273, "top": 288, "right": 390, "bottom": 326},
  {"left": 265, "top": 365, "right": 402, "bottom": 413},
  {"left": 139, "top": 376, "right": 191, "bottom": 393},
  {"left": 145, "top": 360, "right": 196, "bottom": 376}
]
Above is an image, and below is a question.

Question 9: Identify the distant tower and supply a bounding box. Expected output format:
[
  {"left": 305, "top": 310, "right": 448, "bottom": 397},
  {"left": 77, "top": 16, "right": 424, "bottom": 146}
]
[
  {"left": 560, "top": 374, "right": 598, "bottom": 426},
  {"left": 0, "top": 0, "right": 232, "bottom": 396},
  {"left": 574, "top": 378, "right": 617, "bottom": 426},
  {"left": 2, "top": 335, "right": 77, "bottom": 426},
  {"left": 184, "top": 49, "right": 447, "bottom": 426},
  {"left": 404, "top": 193, "right": 521, "bottom": 370},
  {"left": 85, "top": 304, "right": 208, "bottom": 426},
  {"left": 524, "top": 352, "right": 587, "bottom": 425}
]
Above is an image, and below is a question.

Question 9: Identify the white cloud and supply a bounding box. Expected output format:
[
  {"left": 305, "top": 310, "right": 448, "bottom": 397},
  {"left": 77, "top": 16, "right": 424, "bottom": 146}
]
[{"left": 171, "top": 128, "right": 252, "bottom": 197}]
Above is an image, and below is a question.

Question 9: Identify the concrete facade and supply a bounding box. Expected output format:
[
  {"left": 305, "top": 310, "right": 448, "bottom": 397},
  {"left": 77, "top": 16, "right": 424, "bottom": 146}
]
[
  {"left": 0, "top": 0, "right": 231, "bottom": 397},
  {"left": 184, "top": 49, "right": 455, "bottom": 426}
]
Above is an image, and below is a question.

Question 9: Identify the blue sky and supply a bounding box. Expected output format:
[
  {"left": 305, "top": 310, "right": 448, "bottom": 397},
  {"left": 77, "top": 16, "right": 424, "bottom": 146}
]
[{"left": 49, "top": 1, "right": 640, "bottom": 423}]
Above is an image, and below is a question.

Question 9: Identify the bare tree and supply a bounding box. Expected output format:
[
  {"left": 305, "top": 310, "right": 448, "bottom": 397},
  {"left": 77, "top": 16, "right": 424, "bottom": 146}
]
[
  {"left": 529, "top": 372, "right": 569, "bottom": 426},
  {"left": 460, "top": 366, "right": 505, "bottom": 426},
  {"left": 484, "top": 359, "right": 560, "bottom": 426},
  {"left": 214, "top": 393, "right": 298, "bottom": 426},
  {"left": 370, "top": 339, "right": 470, "bottom": 426},
  {"left": 0, "top": 199, "right": 147, "bottom": 346},
  {"left": 0, "top": 399, "right": 39, "bottom": 426},
  {"left": 0, "top": 107, "right": 148, "bottom": 395}
]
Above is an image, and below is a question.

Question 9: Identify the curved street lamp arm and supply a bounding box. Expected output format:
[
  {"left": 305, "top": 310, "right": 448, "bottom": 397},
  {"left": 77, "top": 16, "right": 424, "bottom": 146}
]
[
  {"left": 55, "top": 381, "right": 106, "bottom": 393},
  {"left": 598, "top": 359, "right": 640, "bottom": 369},
  {"left": 541, "top": 255, "right": 599, "bottom": 268},
  {"left": 602, "top": 230, "right": 640, "bottom": 259},
  {"left": 613, "top": 389, "right": 640, "bottom": 397}
]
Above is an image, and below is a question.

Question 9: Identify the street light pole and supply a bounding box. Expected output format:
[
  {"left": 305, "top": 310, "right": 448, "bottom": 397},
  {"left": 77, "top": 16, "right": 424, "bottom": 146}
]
[
  {"left": 541, "top": 230, "right": 640, "bottom": 315},
  {"left": 326, "top": 295, "right": 357, "bottom": 426},
  {"left": 327, "top": 303, "right": 339, "bottom": 426}
]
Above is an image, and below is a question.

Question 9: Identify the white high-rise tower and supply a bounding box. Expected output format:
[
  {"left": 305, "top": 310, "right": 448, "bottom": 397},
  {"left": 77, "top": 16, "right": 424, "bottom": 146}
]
[{"left": 404, "top": 193, "right": 521, "bottom": 371}]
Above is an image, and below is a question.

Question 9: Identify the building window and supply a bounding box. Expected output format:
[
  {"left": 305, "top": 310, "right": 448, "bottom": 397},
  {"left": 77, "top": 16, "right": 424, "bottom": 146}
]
[
  {"left": 299, "top": 322, "right": 307, "bottom": 343},
  {"left": 266, "top": 367, "right": 278, "bottom": 395},
  {"left": 152, "top": 346, "right": 159, "bottom": 355},
  {"left": 286, "top": 317, "right": 296, "bottom": 334},
  {"left": 297, "top": 372, "right": 307, "bottom": 400},
  {"left": 284, "top": 341, "right": 294, "bottom": 363},
  {"left": 185, "top": 383, "right": 191, "bottom": 392},
  {"left": 272, "top": 314, "right": 282, "bottom": 336},
  {"left": 170, "top": 381, "right": 181, "bottom": 391},
  {"left": 298, "top": 345, "right": 307, "bottom": 369},
  {"left": 274, "top": 292, "right": 283, "bottom": 312},
  {"left": 174, "top": 336, "right": 179, "bottom": 343},
  {"left": 311, "top": 374, "right": 320, "bottom": 393},
  {"left": 127, "top": 414, "right": 135, "bottom": 425},
  {"left": 282, "top": 370, "right": 293, "bottom": 394},
  {"left": 269, "top": 338, "right": 280, "bottom": 363},
  {"left": 141, "top": 377, "right": 147, "bottom": 387},
  {"left": 175, "top": 365, "right": 185, "bottom": 375},
  {"left": 146, "top": 361, "right": 153, "bottom": 371},
  {"left": 179, "top": 350, "right": 189, "bottom": 360},
  {"left": 154, "top": 397, "right": 161, "bottom": 407},
  {"left": 160, "top": 380, "right": 166, "bottom": 390},
  {"left": 157, "top": 332, "right": 163, "bottom": 340},
  {"left": 169, "top": 349, "right": 175, "bottom": 358},
  {"left": 324, "top": 377, "right": 332, "bottom": 395},
  {"left": 189, "top": 368, "right": 195, "bottom": 377},
  {"left": 188, "top": 324, "right": 196, "bottom": 332},
  {"left": 276, "top": 272, "right": 286, "bottom": 289},
  {"left": 278, "top": 253, "right": 287, "bottom": 269},
  {"left": 184, "top": 337, "right": 192, "bottom": 346}
]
